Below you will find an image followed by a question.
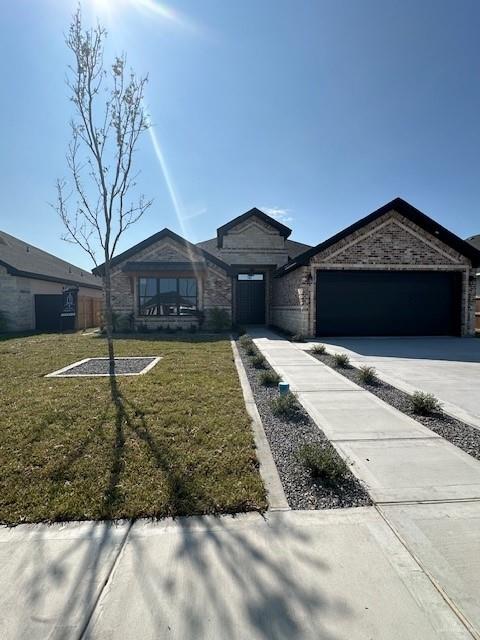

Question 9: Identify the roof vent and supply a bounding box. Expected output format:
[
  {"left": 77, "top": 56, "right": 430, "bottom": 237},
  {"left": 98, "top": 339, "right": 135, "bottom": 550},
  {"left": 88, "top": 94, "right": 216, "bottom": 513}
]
[{"left": 26, "top": 245, "right": 30, "bottom": 252}]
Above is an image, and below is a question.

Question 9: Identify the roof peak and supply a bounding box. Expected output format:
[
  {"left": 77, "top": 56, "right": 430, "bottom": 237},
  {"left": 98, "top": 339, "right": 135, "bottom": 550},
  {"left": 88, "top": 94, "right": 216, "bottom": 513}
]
[{"left": 216, "top": 207, "right": 292, "bottom": 248}]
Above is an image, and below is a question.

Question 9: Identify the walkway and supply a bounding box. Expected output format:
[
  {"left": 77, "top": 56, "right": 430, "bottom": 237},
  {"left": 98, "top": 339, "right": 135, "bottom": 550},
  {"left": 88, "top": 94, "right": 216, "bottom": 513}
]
[
  {"left": 251, "top": 328, "right": 480, "bottom": 638},
  {"left": 0, "top": 510, "right": 472, "bottom": 640}
]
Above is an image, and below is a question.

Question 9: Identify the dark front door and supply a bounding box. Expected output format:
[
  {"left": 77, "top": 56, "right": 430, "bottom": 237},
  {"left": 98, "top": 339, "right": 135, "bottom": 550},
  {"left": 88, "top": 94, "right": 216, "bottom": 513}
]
[
  {"left": 236, "top": 273, "right": 266, "bottom": 324},
  {"left": 316, "top": 270, "right": 462, "bottom": 336}
]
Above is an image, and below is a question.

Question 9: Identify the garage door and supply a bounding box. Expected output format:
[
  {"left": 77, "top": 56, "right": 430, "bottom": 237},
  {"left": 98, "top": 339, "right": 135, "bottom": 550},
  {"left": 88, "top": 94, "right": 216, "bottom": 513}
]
[
  {"left": 316, "top": 270, "right": 462, "bottom": 336},
  {"left": 34, "top": 295, "right": 63, "bottom": 332}
]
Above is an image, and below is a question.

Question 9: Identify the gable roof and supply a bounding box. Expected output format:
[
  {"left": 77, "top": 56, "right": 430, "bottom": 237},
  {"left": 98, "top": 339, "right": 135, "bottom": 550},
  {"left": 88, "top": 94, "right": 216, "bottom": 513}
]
[
  {"left": 216, "top": 207, "right": 292, "bottom": 248},
  {"left": 0, "top": 230, "right": 102, "bottom": 289},
  {"left": 92, "top": 228, "right": 232, "bottom": 276},
  {"left": 276, "top": 198, "right": 480, "bottom": 276},
  {"left": 467, "top": 234, "right": 480, "bottom": 252}
]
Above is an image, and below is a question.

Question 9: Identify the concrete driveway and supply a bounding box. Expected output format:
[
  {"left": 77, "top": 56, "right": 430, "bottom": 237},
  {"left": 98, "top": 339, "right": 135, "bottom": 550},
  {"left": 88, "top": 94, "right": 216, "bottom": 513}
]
[{"left": 306, "top": 337, "right": 480, "bottom": 430}]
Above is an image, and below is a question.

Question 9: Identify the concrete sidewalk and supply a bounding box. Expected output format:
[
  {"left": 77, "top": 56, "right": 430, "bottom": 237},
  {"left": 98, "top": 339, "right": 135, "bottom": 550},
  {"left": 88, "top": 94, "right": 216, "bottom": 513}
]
[
  {"left": 0, "top": 510, "right": 473, "bottom": 640},
  {"left": 251, "top": 328, "right": 480, "bottom": 637}
]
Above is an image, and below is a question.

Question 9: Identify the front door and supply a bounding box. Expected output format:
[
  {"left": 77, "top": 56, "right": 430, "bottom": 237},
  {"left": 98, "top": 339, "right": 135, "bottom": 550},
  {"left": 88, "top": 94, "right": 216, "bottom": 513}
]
[{"left": 235, "top": 273, "right": 266, "bottom": 325}]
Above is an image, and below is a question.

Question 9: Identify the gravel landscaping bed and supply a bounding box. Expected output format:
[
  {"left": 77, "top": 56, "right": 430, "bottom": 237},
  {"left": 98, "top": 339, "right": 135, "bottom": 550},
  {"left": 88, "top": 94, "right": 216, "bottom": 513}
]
[
  {"left": 311, "top": 352, "right": 480, "bottom": 461},
  {"left": 237, "top": 342, "right": 371, "bottom": 510},
  {"left": 50, "top": 356, "right": 158, "bottom": 377}
]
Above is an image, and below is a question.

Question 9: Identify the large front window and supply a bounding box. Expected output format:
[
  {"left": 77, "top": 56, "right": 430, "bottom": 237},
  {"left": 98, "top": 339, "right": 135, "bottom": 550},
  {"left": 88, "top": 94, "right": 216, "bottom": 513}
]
[{"left": 138, "top": 277, "right": 198, "bottom": 316}]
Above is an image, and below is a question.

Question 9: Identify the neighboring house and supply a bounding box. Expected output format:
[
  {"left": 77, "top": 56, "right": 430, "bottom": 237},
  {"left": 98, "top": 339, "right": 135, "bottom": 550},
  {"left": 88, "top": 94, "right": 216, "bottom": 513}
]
[
  {"left": 466, "top": 233, "right": 480, "bottom": 331},
  {"left": 93, "top": 198, "right": 480, "bottom": 337},
  {"left": 0, "top": 230, "right": 103, "bottom": 332}
]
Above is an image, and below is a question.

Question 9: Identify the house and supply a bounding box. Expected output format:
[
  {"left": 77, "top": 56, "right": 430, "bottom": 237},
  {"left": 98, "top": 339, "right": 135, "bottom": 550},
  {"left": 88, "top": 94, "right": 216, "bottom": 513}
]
[
  {"left": 93, "top": 198, "right": 480, "bottom": 337},
  {"left": 466, "top": 233, "right": 480, "bottom": 331},
  {"left": 0, "top": 230, "right": 103, "bottom": 332}
]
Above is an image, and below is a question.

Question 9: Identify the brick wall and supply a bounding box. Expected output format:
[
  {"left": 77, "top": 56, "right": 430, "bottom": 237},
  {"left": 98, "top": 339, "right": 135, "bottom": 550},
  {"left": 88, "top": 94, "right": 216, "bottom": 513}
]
[
  {"left": 303, "top": 209, "right": 475, "bottom": 336},
  {"left": 109, "top": 237, "right": 232, "bottom": 329},
  {"left": 271, "top": 265, "right": 310, "bottom": 335}
]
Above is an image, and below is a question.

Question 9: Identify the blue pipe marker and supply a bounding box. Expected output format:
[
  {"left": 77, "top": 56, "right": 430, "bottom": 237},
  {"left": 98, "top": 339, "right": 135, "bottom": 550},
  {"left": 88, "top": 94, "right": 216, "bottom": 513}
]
[{"left": 278, "top": 382, "right": 290, "bottom": 396}]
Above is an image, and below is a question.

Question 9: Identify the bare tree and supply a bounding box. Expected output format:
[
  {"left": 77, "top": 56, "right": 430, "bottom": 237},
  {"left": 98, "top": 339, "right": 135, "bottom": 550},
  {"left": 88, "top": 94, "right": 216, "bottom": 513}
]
[{"left": 55, "top": 6, "right": 151, "bottom": 372}]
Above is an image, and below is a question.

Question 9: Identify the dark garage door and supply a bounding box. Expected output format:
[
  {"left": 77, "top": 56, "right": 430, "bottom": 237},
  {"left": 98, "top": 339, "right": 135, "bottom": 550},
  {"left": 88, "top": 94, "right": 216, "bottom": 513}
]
[
  {"left": 35, "top": 295, "right": 63, "bottom": 332},
  {"left": 316, "top": 270, "right": 462, "bottom": 336}
]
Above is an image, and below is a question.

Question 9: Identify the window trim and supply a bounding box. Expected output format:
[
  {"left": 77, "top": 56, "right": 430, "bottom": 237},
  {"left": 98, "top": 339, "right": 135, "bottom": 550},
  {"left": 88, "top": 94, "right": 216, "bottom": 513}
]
[{"left": 137, "top": 276, "right": 198, "bottom": 317}]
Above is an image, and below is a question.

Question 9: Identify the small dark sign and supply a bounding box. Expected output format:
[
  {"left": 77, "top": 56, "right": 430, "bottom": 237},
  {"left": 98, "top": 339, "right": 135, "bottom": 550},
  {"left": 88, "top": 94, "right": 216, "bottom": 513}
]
[{"left": 61, "top": 288, "right": 78, "bottom": 317}]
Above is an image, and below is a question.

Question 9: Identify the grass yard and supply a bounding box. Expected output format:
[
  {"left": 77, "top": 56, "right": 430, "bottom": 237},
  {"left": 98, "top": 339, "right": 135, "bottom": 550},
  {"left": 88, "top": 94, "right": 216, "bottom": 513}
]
[{"left": 0, "top": 332, "right": 266, "bottom": 524}]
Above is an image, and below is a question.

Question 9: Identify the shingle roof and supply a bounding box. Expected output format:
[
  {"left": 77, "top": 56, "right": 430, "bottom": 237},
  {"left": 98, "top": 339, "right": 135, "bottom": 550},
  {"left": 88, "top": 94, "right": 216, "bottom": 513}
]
[
  {"left": 467, "top": 234, "right": 480, "bottom": 251},
  {"left": 92, "top": 228, "right": 231, "bottom": 276},
  {"left": 196, "top": 237, "right": 312, "bottom": 260},
  {"left": 0, "top": 230, "right": 102, "bottom": 289}
]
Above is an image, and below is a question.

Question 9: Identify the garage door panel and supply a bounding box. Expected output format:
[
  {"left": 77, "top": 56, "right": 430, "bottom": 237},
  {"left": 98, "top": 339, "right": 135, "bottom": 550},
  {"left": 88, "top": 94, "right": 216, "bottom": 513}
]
[{"left": 316, "top": 270, "right": 461, "bottom": 337}]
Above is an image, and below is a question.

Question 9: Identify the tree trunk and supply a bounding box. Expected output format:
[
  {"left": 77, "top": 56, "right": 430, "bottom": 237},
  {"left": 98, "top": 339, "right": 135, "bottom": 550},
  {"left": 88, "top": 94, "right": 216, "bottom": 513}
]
[{"left": 103, "top": 260, "right": 115, "bottom": 376}]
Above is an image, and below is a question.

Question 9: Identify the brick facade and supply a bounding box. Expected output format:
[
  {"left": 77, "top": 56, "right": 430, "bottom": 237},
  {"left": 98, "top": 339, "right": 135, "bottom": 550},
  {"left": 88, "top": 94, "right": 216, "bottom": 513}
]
[
  {"left": 107, "top": 204, "right": 478, "bottom": 336},
  {"left": 274, "top": 209, "right": 475, "bottom": 337},
  {"left": 109, "top": 237, "right": 232, "bottom": 330}
]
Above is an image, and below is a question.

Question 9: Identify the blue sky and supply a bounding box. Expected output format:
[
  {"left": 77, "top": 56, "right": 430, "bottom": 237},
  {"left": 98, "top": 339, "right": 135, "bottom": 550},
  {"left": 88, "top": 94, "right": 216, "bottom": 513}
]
[{"left": 1, "top": 0, "right": 479, "bottom": 270}]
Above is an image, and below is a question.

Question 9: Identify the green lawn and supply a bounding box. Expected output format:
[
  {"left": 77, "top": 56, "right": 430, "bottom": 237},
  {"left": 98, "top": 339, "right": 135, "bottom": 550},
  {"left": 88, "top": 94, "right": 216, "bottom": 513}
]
[{"left": 0, "top": 332, "right": 266, "bottom": 524}]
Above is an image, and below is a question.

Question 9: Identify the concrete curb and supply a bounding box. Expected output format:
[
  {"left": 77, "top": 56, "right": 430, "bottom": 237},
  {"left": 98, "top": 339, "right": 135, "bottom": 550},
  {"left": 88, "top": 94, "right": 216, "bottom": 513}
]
[{"left": 230, "top": 339, "right": 289, "bottom": 511}]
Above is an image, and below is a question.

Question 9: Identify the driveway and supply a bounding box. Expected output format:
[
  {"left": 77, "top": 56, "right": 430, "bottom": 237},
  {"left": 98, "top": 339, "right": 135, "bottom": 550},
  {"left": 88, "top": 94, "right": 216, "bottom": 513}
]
[{"left": 306, "top": 337, "right": 480, "bottom": 430}]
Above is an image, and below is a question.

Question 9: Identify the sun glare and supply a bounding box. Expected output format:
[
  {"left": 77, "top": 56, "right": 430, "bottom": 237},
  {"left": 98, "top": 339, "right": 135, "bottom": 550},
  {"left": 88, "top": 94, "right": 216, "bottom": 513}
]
[{"left": 88, "top": 0, "right": 198, "bottom": 33}]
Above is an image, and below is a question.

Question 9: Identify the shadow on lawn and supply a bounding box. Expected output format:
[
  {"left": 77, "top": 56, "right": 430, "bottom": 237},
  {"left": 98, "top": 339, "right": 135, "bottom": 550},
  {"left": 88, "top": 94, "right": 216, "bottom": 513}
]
[
  {"left": 7, "top": 380, "right": 350, "bottom": 639},
  {"left": 104, "top": 374, "right": 202, "bottom": 518}
]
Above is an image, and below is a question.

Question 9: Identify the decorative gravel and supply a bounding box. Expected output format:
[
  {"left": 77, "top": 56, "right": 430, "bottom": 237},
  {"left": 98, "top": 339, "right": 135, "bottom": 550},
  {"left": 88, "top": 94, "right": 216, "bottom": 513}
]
[
  {"left": 238, "top": 343, "right": 371, "bottom": 510},
  {"left": 49, "top": 356, "right": 159, "bottom": 377},
  {"left": 312, "top": 352, "right": 480, "bottom": 462}
]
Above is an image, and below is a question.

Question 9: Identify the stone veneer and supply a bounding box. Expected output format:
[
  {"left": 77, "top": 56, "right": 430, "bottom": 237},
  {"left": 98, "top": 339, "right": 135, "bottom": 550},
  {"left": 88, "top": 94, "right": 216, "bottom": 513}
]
[{"left": 272, "top": 209, "right": 476, "bottom": 337}]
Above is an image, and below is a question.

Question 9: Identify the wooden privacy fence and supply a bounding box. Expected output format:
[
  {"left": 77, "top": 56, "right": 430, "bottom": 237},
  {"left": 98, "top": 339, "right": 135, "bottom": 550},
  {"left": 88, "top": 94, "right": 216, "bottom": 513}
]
[{"left": 76, "top": 296, "right": 103, "bottom": 330}]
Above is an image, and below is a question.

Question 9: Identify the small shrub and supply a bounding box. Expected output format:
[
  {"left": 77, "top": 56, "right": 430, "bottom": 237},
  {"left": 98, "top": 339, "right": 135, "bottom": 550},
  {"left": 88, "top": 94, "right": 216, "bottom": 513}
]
[
  {"left": 189, "top": 324, "right": 197, "bottom": 333},
  {"left": 114, "top": 313, "right": 134, "bottom": 333},
  {"left": 358, "top": 365, "right": 377, "bottom": 385},
  {"left": 271, "top": 391, "right": 303, "bottom": 421},
  {"left": 291, "top": 334, "right": 305, "bottom": 343},
  {"left": 251, "top": 354, "right": 267, "bottom": 369},
  {"left": 136, "top": 323, "right": 149, "bottom": 333},
  {"left": 244, "top": 343, "right": 258, "bottom": 356},
  {"left": 411, "top": 391, "right": 442, "bottom": 415},
  {"left": 156, "top": 325, "right": 164, "bottom": 333},
  {"left": 311, "top": 343, "right": 326, "bottom": 355},
  {"left": 259, "top": 370, "right": 281, "bottom": 386},
  {"left": 239, "top": 334, "right": 253, "bottom": 346},
  {"left": 297, "top": 443, "right": 348, "bottom": 485},
  {"left": 235, "top": 325, "right": 247, "bottom": 337},
  {"left": 207, "top": 307, "right": 231, "bottom": 332},
  {"left": 333, "top": 353, "right": 350, "bottom": 368}
]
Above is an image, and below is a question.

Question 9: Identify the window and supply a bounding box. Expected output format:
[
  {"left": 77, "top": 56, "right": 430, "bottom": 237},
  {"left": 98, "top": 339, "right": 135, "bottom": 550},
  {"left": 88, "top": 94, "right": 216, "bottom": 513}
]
[
  {"left": 237, "top": 273, "right": 264, "bottom": 281},
  {"left": 138, "top": 277, "right": 198, "bottom": 316}
]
